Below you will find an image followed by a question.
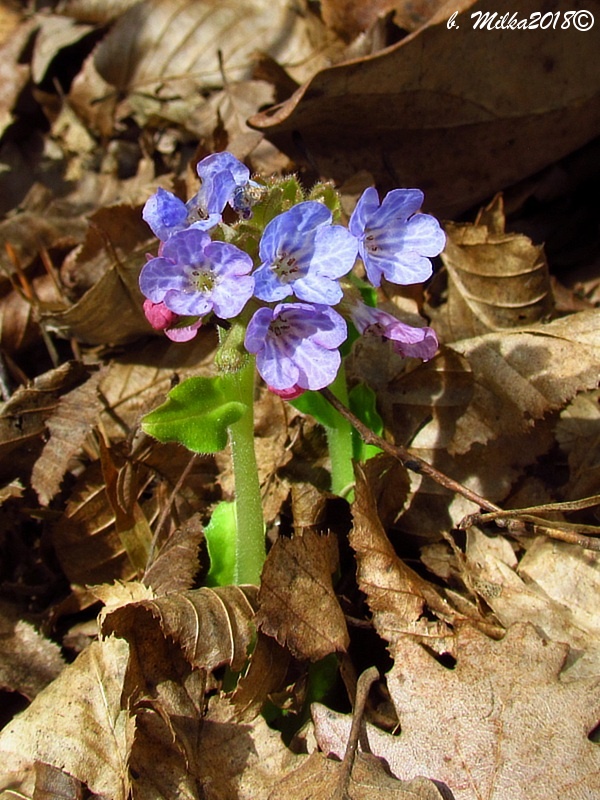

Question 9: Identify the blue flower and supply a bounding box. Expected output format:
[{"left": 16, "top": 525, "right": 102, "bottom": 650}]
[
  {"left": 349, "top": 187, "right": 445, "bottom": 287},
  {"left": 253, "top": 202, "right": 358, "bottom": 305},
  {"left": 139, "top": 228, "right": 254, "bottom": 320},
  {"left": 349, "top": 300, "right": 438, "bottom": 360},
  {"left": 245, "top": 303, "right": 347, "bottom": 393},
  {"left": 142, "top": 152, "right": 253, "bottom": 240},
  {"left": 195, "top": 151, "right": 251, "bottom": 218}
]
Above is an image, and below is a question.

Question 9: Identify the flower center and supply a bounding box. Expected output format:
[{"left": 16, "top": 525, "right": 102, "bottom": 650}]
[
  {"left": 188, "top": 267, "right": 214, "bottom": 293},
  {"left": 271, "top": 252, "right": 300, "bottom": 283},
  {"left": 364, "top": 232, "right": 379, "bottom": 253},
  {"left": 270, "top": 314, "right": 292, "bottom": 337}
]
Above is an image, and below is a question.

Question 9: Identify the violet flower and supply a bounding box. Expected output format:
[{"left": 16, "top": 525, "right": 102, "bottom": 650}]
[
  {"left": 142, "top": 151, "right": 253, "bottom": 240},
  {"left": 245, "top": 303, "right": 347, "bottom": 393},
  {"left": 349, "top": 187, "right": 445, "bottom": 287},
  {"left": 253, "top": 201, "right": 358, "bottom": 305},
  {"left": 139, "top": 228, "right": 254, "bottom": 320},
  {"left": 350, "top": 300, "right": 438, "bottom": 360}
]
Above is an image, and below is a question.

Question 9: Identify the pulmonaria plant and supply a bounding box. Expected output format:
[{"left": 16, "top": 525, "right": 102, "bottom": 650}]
[
  {"left": 139, "top": 151, "right": 446, "bottom": 584},
  {"left": 139, "top": 152, "right": 445, "bottom": 395}
]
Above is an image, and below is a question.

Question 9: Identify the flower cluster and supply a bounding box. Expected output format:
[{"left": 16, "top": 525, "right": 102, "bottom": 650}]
[{"left": 140, "top": 152, "right": 445, "bottom": 396}]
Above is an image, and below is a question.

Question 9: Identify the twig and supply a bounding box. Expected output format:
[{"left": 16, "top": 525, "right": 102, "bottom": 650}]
[
  {"left": 320, "top": 387, "right": 501, "bottom": 512},
  {"left": 332, "top": 666, "right": 379, "bottom": 800},
  {"left": 320, "top": 388, "right": 600, "bottom": 552}
]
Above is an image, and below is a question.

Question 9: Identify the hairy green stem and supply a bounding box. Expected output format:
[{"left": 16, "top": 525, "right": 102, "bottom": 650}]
[
  {"left": 325, "top": 365, "right": 355, "bottom": 498},
  {"left": 228, "top": 357, "right": 265, "bottom": 584}
]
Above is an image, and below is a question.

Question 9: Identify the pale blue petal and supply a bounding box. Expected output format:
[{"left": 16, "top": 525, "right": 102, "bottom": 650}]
[
  {"left": 348, "top": 186, "right": 380, "bottom": 237},
  {"left": 139, "top": 257, "right": 188, "bottom": 302},
  {"left": 253, "top": 264, "right": 293, "bottom": 302},
  {"left": 211, "top": 275, "right": 254, "bottom": 318},
  {"left": 312, "top": 225, "right": 358, "bottom": 279},
  {"left": 245, "top": 308, "right": 274, "bottom": 353}
]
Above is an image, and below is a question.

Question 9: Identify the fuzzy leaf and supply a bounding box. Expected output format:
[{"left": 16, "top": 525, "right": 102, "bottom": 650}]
[{"left": 141, "top": 375, "right": 249, "bottom": 454}]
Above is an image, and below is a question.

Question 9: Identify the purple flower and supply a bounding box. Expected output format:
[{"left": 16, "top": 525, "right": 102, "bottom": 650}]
[
  {"left": 253, "top": 202, "right": 358, "bottom": 305},
  {"left": 349, "top": 187, "right": 445, "bottom": 287},
  {"left": 350, "top": 300, "right": 438, "bottom": 361},
  {"left": 139, "top": 228, "right": 254, "bottom": 320},
  {"left": 142, "top": 152, "right": 252, "bottom": 240},
  {"left": 245, "top": 303, "right": 347, "bottom": 393}
]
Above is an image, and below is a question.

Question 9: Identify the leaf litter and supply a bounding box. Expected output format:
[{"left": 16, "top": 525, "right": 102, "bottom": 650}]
[{"left": 0, "top": 1, "right": 599, "bottom": 798}]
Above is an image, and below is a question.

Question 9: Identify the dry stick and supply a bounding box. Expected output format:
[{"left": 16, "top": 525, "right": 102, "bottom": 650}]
[
  {"left": 332, "top": 666, "right": 380, "bottom": 800},
  {"left": 320, "top": 388, "right": 600, "bottom": 552}
]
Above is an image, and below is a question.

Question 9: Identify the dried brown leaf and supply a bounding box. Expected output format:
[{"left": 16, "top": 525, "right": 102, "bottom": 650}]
[
  {"left": 31, "top": 370, "right": 102, "bottom": 505},
  {"left": 0, "top": 636, "right": 132, "bottom": 800},
  {"left": 376, "top": 347, "right": 554, "bottom": 537},
  {"left": 0, "top": 601, "right": 64, "bottom": 700},
  {"left": 429, "top": 195, "right": 554, "bottom": 341},
  {"left": 351, "top": 467, "right": 457, "bottom": 651},
  {"left": 465, "top": 529, "right": 600, "bottom": 679},
  {"left": 448, "top": 309, "right": 600, "bottom": 452},
  {"left": 556, "top": 389, "right": 600, "bottom": 499},
  {"left": 0, "top": 361, "right": 91, "bottom": 483},
  {"left": 31, "top": 15, "right": 95, "bottom": 84},
  {"left": 270, "top": 750, "right": 448, "bottom": 800},
  {"left": 102, "top": 585, "right": 258, "bottom": 673},
  {"left": 251, "top": 0, "right": 600, "bottom": 217},
  {"left": 314, "top": 624, "right": 600, "bottom": 800},
  {"left": 51, "top": 460, "right": 140, "bottom": 602},
  {"left": 93, "top": 0, "right": 340, "bottom": 97},
  {"left": 97, "top": 333, "right": 218, "bottom": 439},
  {"left": 256, "top": 529, "right": 349, "bottom": 661},
  {"left": 56, "top": 0, "right": 142, "bottom": 24},
  {"left": 196, "top": 695, "right": 301, "bottom": 800},
  {"left": 0, "top": 19, "right": 36, "bottom": 140},
  {"left": 43, "top": 205, "right": 156, "bottom": 345},
  {"left": 143, "top": 513, "right": 204, "bottom": 595},
  {"left": 232, "top": 632, "right": 290, "bottom": 721}
]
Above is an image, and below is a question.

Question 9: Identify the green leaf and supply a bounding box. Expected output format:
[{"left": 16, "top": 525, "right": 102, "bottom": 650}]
[
  {"left": 141, "top": 375, "right": 248, "bottom": 453},
  {"left": 204, "top": 500, "right": 237, "bottom": 587},
  {"left": 348, "top": 383, "right": 383, "bottom": 462}
]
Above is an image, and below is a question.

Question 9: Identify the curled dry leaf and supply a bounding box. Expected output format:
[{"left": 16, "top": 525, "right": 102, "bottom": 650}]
[
  {"left": 351, "top": 466, "right": 458, "bottom": 652},
  {"left": 0, "top": 361, "right": 91, "bottom": 483},
  {"left": 256, "top": 528, "right": 349, "bottom": 661},
  {"left": 251, "top": 0, "right": 600, "bottom": 217},
  {"left": 143, "top": 512, "right": 204, "bottom": 595},
  {"left": 51, "top": 456, "right": 156, "bottom": 607},
  {"left": 232, "top": 632, "right": 290, "bottom": 721},
  {"left": 31, "top": 370, "right": 102, "bottom": 506},
  {"left": 314, "top": 624, "right": 600, "bottom": 800},
  {"left": 0, "top": 636, "right": 132, "bottom": 800},
  {"left": 429, "top": 194, "right": 554, "bottom": 342},
  {"left": 102, "top": 585, "right": 258, "bottom": 673},
  {"left": 195, "top": 694, "right": 301, "bottom": 800},
  {"left": 55, "top": 0, "right": 143, "bottom": 24},
  {"left": 43, "top": 205, "right": 156, "bottom": 346}
]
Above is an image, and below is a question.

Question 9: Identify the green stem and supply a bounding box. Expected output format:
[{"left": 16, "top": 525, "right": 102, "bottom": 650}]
[
  {"left": 228, "top": 357, "right": 265, "bottom": 584},
  {"left": 325, "top": 365, "right": 355, "bottom": 498}
]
